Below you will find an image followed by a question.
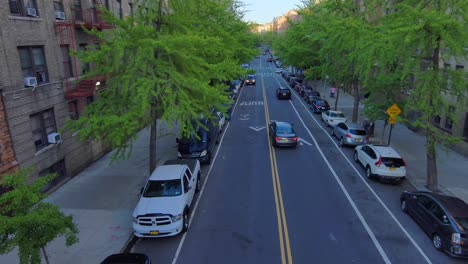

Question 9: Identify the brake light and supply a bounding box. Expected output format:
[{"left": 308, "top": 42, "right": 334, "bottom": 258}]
[
  {"left": 346, "top": 133, "right": 352, "bottom": 138},
  {"left": 292, "top": 137, "right": 298, "bottom": 142},
  {"left": 452, "top": 233, "right": 464, "bottom": 245},
  {"left": 275, "top": 137, "right": 281, "bottom": 142},
  {"left": 366, "top": 136, "right": 369, "bottom": 141},
  {"left": 375, "top": 156, "right": 382, "bottom": 166},
  {"left": 403, "top": 159, "right": 406, "bottom": 166}
]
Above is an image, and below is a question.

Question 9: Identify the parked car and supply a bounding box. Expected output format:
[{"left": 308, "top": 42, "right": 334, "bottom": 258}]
[
  {"left": 282, "top": 70, "right": 291, "bottom": 80},
  {"left": 132, "top": 159, "right": 201, "bottom": 238},
  {"left": 310, "top": 99, "right": 330, "bottom": 113},
  {"left": 276, "top": 87, "right": 291, "bottom": 100},
  {"left": 241, "top": 63, "right": 249, "bottom": 69},
  {"left": 332, "top": 122, "right": 368, "bottom": 147},
  {"left": 300, "top": 86, "right": 313, "bottom": 97},
  {"left": 245, "top": 74, "right": 256, "bottom": 86},
  {"left": 176, "top": 118, "right": 220, "bottom": 164},
  {"left": 321, "top": 110, "right": 347, "bottom": 127},
  {"left": 306, "top": 91, "right": 321, "bottom": 104},
  {"left": 354, "top": 144, "right": 406, "bottom": 182},
  {"left": 267, "top": 57, "right": 273, "bottom": 62},
  {"left": 400, "top": 191, "right": 468, "bottom": 258},
  {"left": 100, "top": 253, "right": 152, "bottom": 264},
  {"left": 268, "top": 121, "right": 298, "bottom": 148},
  {"left": 293, "top": 83, "right": 303, "bottom": 93},
  {"left": 289, "top": 77, "right": 303, "bottom": 88},
  {"left": 275, "top": 67, "right": 283, "bottom": 74}
]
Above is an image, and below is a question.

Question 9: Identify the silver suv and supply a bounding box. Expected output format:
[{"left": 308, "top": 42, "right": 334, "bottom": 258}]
[{"left": 332, "top": 122, "right": 368, "bottom": 147}]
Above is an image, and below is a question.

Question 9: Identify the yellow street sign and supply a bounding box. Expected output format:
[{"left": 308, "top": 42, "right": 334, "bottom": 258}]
[
  {"left": 389, "top": 116, "right": 396, "bottom": 125},
  {"left": 386, "top": 104, "right": 401, "bottom": 117}
]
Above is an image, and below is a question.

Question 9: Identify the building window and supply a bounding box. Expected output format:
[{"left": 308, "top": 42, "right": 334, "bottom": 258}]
[
  {"left": 18, "top": 46, "right": 48, "bottom": 84},
  {"left": 86, "top": 95, "right": 94, "bottom": 105},
  {"left": 68, "top": 101, "right": 79, "bottom": 120},
  {"left": 463, "top": 113, "right": 468, "bottom": 140},
  {"left": 9, "top": 0, "right": 39, "bottom": 16},
  {"left": 39, "top": 159, "right": 66, "bottom": 192},
  {"left": 53, "top": 0, "right": 64, "bottom": 12},
  {"left": 104, "top": 0, "right": 110, "bottom": 10},
  {"left": 456, "top": 65, "right": 464, "bottom": 70},
  {"left": 78, "top": 44, "right": 90, "bottom": 75},
  {"left": 9, "top": 0, "right": 23, "bottom": 15},
  {"left": 74, "top": 0, "right": 83, "bottom": 21},
  {"left": 117, "top": 0, "right": 123, "bottom": 19},
  {"left": 30, "top": 109, "right": 57, "bottom": 151},
  {"left": 61, "top": 45, "right": 74, "bottom": 78},
  {"left": 433, "top": 115, "right": 441, "bottom": 125},
  {"left": 129, "top": 3, "right": 134, "bottom": 17},
  {"left": 444, "top": 106, "right": 455, "bottom": 131}
]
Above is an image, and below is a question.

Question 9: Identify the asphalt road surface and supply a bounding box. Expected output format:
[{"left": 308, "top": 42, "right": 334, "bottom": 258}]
[{"left": 131, "top": 55, "right": 466, "bottom": 264}]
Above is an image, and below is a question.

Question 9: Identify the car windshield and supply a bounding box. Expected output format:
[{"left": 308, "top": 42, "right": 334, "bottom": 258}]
[
  {"left": 277, "top": 125, "right": 294, "bottom": 134},
  {"left": 248, "top": 75, "right": 255, "bottom": 80},
  {"left": 280, "top": 89, "right": 289, "bottom": 92},
  {"left": 455, "top": 217, "right": 468, "bottom": 230},
  {"left": 350, "top": 129, "right": 367, "bottom": 135},
  {"left": 316, "top": 101, "right": 327, "bottom": 106},
  {"left": 143, "top": 179, "right": 182, "bottom": 197},
  {"left": 381, "top": 157, "right": 405, "bottom": 167},
  {"left": 330, "top": 112, "right": 345, "bottom": 118}
]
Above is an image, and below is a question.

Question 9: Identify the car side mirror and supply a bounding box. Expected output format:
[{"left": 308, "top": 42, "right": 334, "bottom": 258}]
[{"left": 176, "top": 138, "right": 179, "bottom": 143}]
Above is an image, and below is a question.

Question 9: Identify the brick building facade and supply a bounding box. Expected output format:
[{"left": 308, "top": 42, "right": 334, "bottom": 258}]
[{"left": 1, "top": 0, "right": 135, "bottom": 189}]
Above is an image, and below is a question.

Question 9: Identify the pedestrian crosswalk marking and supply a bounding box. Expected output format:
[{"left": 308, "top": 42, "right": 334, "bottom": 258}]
[{"left": 239, "top": 101, "right": 264, "bottom": 106}]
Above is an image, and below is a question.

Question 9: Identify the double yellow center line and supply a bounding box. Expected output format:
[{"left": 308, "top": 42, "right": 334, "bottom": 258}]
[{"left": 261, "top": 76, "right": 293, "bottom": 264}]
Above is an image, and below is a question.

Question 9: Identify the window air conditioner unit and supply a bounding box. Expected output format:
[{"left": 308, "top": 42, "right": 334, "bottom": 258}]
[
  {"left": 26, "top": 8, "right": 37, "bottom": 17},
  {"left": 24, "top": 77, "right": 37, "bottom": 87},
  {"left": 48, "top": 132, "right": 62, "bottom": 144},
  {"left": 55, "top": 11, "right": 66, "bottom": 20}
]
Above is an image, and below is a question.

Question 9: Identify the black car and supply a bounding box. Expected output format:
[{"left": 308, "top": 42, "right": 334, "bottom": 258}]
[
  {"left": 306, "top": 91, "right": 321, "bottom": 103},
  {"left": 100, "top": 253, "right": 152, "bottom": 264},
  {"left": 245, "top": 74, "right": 256, "bottom": 85},
  {"left": 400, "top": 191, "right": 468, "bottom": 258},
  {"left": 268, "top": 121, "right": 298, "bottom": 148},
  {"left": 276, "top": 87, "right": 291, "bottom": 99},
  {"left": 310, "top": 99, "right": 330, "bottom": 113}
]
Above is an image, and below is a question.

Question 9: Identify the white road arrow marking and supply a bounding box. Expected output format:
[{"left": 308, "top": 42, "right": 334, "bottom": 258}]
[
  {"left": 249, "top": 126, "right": 265, "bottom": 132},
  {"left": 298, "top": 137, "right": 312, "bottom": 146}
]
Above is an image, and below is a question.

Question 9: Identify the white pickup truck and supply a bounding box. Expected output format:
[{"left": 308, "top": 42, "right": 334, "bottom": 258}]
[{"left": 132, "top": 159, "right": 201, "bottom": 238}]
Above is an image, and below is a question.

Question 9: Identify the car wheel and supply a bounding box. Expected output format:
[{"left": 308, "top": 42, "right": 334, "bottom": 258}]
[
  {"left": 182, "top": 211, "right": 190, "bottom": 232},
  {"left": 432, "top": 234, "right": 443, "bottom": 251},
  {"left": 400, "top": 199, "right": 408, "bottom": 213},
  {"left": 339, "top": 137, "right": 345, "bottom": 147},
  {"left": 366, "top": 166, "right": 373, "bottom": 179},
  {"left": 206, "top": 152, "right": 212, "bottom": 165},
  {"left": 195, "top": 174, "right": 201, "bottom": 193},
  {"left": 331, "top": 128, "right": 335, "bottom": 136},
  {"left": 353, "top": 151, "right": 359, "bottom": 163}
]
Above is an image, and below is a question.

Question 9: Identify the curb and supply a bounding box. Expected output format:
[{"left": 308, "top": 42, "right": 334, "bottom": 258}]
[{"left": 120, "top": 234, "right": 138, "bottom": 253}]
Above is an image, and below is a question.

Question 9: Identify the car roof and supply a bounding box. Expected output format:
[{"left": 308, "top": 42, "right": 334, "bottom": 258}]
[
  {"left": 248, "top": 74, "right": 255, "bottom": 78},
  {"left": 274, "top": 121, "right": 292, "bottom": 128},
  {"left": 149, "top": 165, "right": 184, "bottom": 181},
  {"left": 409, "top": 191, "right": 468, "bottom": 218},
  {"left": 369, "top": 145, "right": 402, "bottom": 158},
  {"left": 328, "top": 110, "right": 343, "bottom": 114},
  {"left": 101, "top": 253, "right": 150, "bottom": 264},
  {"left": 345, "top": 122, "right": 365, "bottom": 129},
  {"left": 278, "top": 87, "right": 289, "bottom": 90}
]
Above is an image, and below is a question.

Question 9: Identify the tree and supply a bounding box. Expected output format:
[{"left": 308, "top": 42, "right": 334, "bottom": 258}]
[
  {"left": 361, "top": 0, "right": 467, "bottom": 191},
  {"left": 0, "top": 169, "right": 78, "bottom": 264},
  {"left": 66, "top": 0, "right": 256, "bottom": 174}
]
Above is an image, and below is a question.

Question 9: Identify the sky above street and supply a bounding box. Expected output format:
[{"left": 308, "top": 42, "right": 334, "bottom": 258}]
[{"left": 240, "top": 0, "right": 305, "bottom": 24}]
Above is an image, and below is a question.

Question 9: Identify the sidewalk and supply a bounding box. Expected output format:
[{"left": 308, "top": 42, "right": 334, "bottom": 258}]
[
  {"left": 310, "top": 80, "right": 468, "bottom": 203},
  {"left": 0, "top": 122, "right": 179, "bottom": 264}
]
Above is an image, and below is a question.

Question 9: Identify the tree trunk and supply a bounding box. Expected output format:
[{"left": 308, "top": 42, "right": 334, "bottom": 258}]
[
  {"left": 334, "top": 84, "right": 341, "bottom": 110},
  {"left": 149, "top": 0, "right": 165, "bottom": 175},
  {"left": 41, "top": 247, "right": 50, "bottom": 264},
  {"left": 352, "top": 79, "right": 360, "bottom": 123},
  {"left": 426, "top": 37, "right": 441, "bottom": 192}
]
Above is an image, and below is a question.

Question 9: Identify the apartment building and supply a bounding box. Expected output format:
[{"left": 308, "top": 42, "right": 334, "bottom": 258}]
[{"left": 0, "top": 0, "right": 136, "bottom": 191}]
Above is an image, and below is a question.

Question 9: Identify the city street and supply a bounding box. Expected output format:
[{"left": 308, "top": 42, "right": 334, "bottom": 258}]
[{"left": 131, "top": 55, "right": 467, "bottom": 264}]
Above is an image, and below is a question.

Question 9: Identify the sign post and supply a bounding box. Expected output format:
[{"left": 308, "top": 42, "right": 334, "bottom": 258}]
[{"left": 386, "top": 104, "right": 401, "bottom": 146}]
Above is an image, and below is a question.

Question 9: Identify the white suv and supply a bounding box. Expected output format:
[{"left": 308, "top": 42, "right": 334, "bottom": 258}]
[{"left": 353, "top": 144, "right": 406, "bottom": 182}]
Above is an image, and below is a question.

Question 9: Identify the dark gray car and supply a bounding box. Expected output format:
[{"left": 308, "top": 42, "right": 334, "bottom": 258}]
[{"left": 332, "top": 122, "right": 368, "bottom": 147}]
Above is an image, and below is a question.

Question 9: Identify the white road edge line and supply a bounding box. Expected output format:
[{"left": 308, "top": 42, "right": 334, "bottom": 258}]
[
  {"left": 274, "top": 76, "right": 432, "bottom": 264},
  {"left": 171, "top": 79, "right": 247, "bottom": 264},
  {"left": 287, "top": 99, "right": 391, "bottom": 264}
]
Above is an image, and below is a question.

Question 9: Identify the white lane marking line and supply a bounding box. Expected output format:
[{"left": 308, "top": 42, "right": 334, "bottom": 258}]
[
  {"left": 171, "top": 121, "right": 230, "bottom": 264},
  {"left": 297, "top": 137, "right": 312, "bottom": 146},
  {"left": 249, "top": 126, "right": 265, "bottom": 132},
  {"left": 273, "top": 75, "right": 432, "bottom": 263},
  {"left": 287, "top": 100, "right": 391, "bottom": 264},
  {"left": 329, "top": 233, "right": 337, "bottom": 242}
]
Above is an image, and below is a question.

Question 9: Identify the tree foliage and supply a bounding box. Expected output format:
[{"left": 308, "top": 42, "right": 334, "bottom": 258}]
[
  {"left": 65, "top": 0, "right": 256, "bottom": 163},
  {"left": 0, "top": 170, "right": 78, "bottom": 264}
]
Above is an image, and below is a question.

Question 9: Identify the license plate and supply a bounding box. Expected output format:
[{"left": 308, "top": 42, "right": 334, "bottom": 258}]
[
  {"left": 283, "top": 93, "right": 287, "bottom": 95},
  {"left": 150, "top": 231, "right": 159, "bottom": 235},
  {"left": 356, "top": 139, "right": 362, "bottom": 142},
  {"left": 389, "top": 167, "right": 396, "bottom": 171}
]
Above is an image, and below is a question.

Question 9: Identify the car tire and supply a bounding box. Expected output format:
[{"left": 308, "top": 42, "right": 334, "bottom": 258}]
[
  {"left": 182, "top": 210, "right": 190, "bottom": 233},
  {"left": 331, "top": 128, "right": 335, "bottom": 136},
  {"left": 353, "top": 151, "right": 359, "bottom": 163},
  {"left": 339, "top": 137, "right": 345, "bottom": 147},
  {"left": 366, "top": 166, "right": 374, "bottom": 179},
  {"left": 432, "top": 233, "right": 443, "bottom": 251},
  {"left": 195, "top": 173, "right": 201, "bottom": 193},
  {"left": 206, "top": 152, "right": 212, "bottom": 165},
  {"left": 400, "top": 199, "right": 408, "bottom": 213}
]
